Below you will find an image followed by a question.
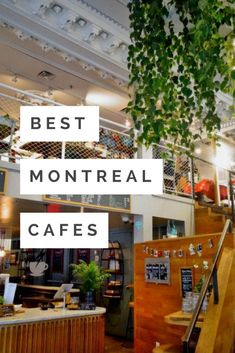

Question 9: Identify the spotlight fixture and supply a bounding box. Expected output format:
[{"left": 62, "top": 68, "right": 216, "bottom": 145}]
[
  {"left": 38, "top": 70, "right": 55, "bottom": 80},
  {"left": 125, "top": 119, "right": 131, "bottom": 128},
  {"left": 51, "top": 4, "right": 63, "bottom": 14}
]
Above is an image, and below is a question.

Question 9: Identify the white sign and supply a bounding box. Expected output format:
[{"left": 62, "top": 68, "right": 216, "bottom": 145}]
[
  {"left": 20, "top": 106, "right": 99, "bottom": 142},
  {"left": 20, "top": 159, "right": 163, "bottom": 195},
  {"left": 20, "top": 213, "right": 109, "bottom": 249}
]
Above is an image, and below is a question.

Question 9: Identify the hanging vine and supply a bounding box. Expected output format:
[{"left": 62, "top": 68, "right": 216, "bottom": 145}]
[{"left": 127, "top": 0, "right": 234, "bottom": 153}]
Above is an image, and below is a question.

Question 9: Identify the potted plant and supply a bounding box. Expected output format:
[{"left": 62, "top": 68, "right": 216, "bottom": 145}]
[
  {"left": 71, "top": 261, "right": 110, "bottom": 306},
  {"left": 127, "top": 1, "right": 234, "bottom": 154},
  {"left": 0, "top": 296, "right": 4, "bottom": 305},
  {"left": 192, "top": 275, "right": 210, "bottom": 311}
]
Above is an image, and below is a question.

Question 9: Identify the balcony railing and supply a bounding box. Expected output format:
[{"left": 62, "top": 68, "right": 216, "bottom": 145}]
[{"left": 0, "top": 84, "right": 235, "bottom": 219}]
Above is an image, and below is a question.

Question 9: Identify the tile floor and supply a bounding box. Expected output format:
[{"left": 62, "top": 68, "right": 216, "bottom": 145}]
[{"left": 105, "top": 335, "right": 134, "bottom": 353}]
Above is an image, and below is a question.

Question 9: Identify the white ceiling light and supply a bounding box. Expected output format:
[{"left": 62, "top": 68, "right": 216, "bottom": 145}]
[
  {"left": 51, "top": 4, "right": 63, "bottom": 14},
  {"left": 194, "top": 147, "right": 202, "bottom": 155},
  {"left": 86, "top": 91, "right": 122, "bottom": 107}
]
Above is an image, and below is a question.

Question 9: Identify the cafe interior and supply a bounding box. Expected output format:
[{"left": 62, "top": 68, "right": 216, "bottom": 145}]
[{"left": 0, "top": 1, "right": 235, "bottom": 353}]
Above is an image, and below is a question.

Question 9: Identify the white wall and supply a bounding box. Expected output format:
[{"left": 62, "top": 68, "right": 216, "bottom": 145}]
[
  {"left": 0, "top": 160, "right": 41, "bottom": 201},
  {"left": 132, "top": 194, "right": 194, "bottom": 243}
]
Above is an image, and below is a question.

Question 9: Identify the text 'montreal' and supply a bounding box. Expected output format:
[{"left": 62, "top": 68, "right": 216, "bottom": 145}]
[{"left": 20, "top": 159, "right": 163, "bottom": 195}]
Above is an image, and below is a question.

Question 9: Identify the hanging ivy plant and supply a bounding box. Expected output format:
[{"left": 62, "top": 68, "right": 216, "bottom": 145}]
[{"left": 127, "top": 0, "right": 234, "bottom": 153}]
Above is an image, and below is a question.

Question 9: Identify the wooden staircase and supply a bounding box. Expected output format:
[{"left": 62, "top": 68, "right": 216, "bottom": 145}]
[
  {"left": 194, "top": 201, "right": 234, "bottom": 234},
  {"left": 152, "top": 226, "right": 235, "bottom": 353},
  {"left": 195, "top": 247, "right": 235, "bottom": 353}
]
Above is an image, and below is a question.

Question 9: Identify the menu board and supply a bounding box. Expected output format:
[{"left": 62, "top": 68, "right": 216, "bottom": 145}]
[
  {"left": 180, "top": 267, "right": 194, "bottom": 297},
  {"left": 145, "top": 258, "right": 170, "bottom": 285},
  {"left": 44, "top": 194, "right": 131, "bottom": 212},
  {"left": 0, "top": 169, "right": 7, "bottom": 194}
]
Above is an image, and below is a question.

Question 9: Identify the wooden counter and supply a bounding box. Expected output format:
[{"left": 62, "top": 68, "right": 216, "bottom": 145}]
[{"left": 0, "top": 307, "right": 105, "bottom": 353}]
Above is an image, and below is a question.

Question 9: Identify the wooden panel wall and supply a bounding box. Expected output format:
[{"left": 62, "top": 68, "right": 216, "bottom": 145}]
[
  {"left": 194, "top": 208, "right": 225, "bottom": 234},
  {"left": 134, "top": 233, "right": 234, "bottom": 353},
  {"left": 0, "top": 314, "right": 105, "bottom": 353}
]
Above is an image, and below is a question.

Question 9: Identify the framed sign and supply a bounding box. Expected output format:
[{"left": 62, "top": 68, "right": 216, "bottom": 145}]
[
  {"left": 145, "top": 258, "right": 170, "bottom": 285},
  {"left": 0, "top": 169, "right": 7, "bottom": 194},
  {"left": 180, "top": 267, "right": 194, "bottom": 297},
  {"left": 44, "top": 194, "right": 131, "bottom": 212}
]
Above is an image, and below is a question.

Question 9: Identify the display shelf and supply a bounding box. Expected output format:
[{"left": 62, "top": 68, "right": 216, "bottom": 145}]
[
  {"left": 100, "top": 241, "right": 124, "bottom": 300},
  {"left": 104, "top": 269, "right": 123, "bottom": 274}
]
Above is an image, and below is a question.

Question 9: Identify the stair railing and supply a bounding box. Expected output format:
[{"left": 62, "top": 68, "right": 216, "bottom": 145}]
[
  {"left": 182, "top": 219, "right": 232, "bottom": 353},
  {"left": 229, "top": 171, "right": 235, "bottom": 223}
]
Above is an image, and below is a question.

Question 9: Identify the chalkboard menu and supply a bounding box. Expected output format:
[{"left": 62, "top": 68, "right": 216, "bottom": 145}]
[
  {"left": 44, "top": 194, "right": 131, "bottom": 212},
  {"left": 0, "top": 169, "right": 7, "bottom": 194},
  {"left": 180, "top": 267, "right": 194, "bottom": 297}
]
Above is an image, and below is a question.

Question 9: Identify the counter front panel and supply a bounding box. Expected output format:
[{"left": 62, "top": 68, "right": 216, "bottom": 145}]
[{"left": 0, "top": 307, "right": 105, "bottom": 353}]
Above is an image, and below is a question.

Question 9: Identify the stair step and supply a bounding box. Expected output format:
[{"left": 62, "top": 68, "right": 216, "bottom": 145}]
[{"left": 152, "top": 344, "right": 179, "bottom": 353}]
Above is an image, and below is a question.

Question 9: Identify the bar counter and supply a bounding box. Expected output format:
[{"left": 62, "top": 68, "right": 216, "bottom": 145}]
[{"left": 0, "top": 307, "right": 106, "bottom": 353}]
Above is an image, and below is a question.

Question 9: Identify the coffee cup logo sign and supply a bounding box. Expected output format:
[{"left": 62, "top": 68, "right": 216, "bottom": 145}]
[{"left": 29, "top": 261, "right": 49, "bottom": 277}]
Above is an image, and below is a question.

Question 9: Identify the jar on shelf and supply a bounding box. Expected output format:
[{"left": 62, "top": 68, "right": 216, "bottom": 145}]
[{"left": 182, "top": 292, "right": 193, "bottom": 313}]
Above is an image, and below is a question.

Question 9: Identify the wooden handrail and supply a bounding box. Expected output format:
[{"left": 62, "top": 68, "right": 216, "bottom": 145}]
[{"left": 182, "top": 219, "right": 232, "bottom": 353}]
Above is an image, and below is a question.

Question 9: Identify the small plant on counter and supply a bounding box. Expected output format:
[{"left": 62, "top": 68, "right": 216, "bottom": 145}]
[{"left": 71, "top": 261, "right": 110, "bottom": 294}]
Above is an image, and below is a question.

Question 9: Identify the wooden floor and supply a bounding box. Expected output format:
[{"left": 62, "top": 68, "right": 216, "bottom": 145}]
[{"left": 105, "top": 335, "right": 134, "bottom": 353}]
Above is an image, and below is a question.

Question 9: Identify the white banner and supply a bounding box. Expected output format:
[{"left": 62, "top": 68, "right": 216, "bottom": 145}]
[
  {"left": 20, "top": 213, "right": 109, "bottom": 249},
  {"left": 20, "top": 106, "right": 99, "bottom": 142},
  {"left": 20, "top": 159, "right": 163, "bottom": 195}
]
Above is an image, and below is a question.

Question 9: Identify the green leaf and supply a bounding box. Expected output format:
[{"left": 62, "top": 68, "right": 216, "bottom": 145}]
[{"left": 182, "top": 87, "right": 192, "bottom": 97}]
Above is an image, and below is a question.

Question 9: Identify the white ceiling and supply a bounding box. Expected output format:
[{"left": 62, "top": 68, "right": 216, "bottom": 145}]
[
  {"left": 0, "top": 0, "right": 233, "bottom": 140},
  {"left": 0, "top": 0, "right": 131, "bottom": 130}
]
